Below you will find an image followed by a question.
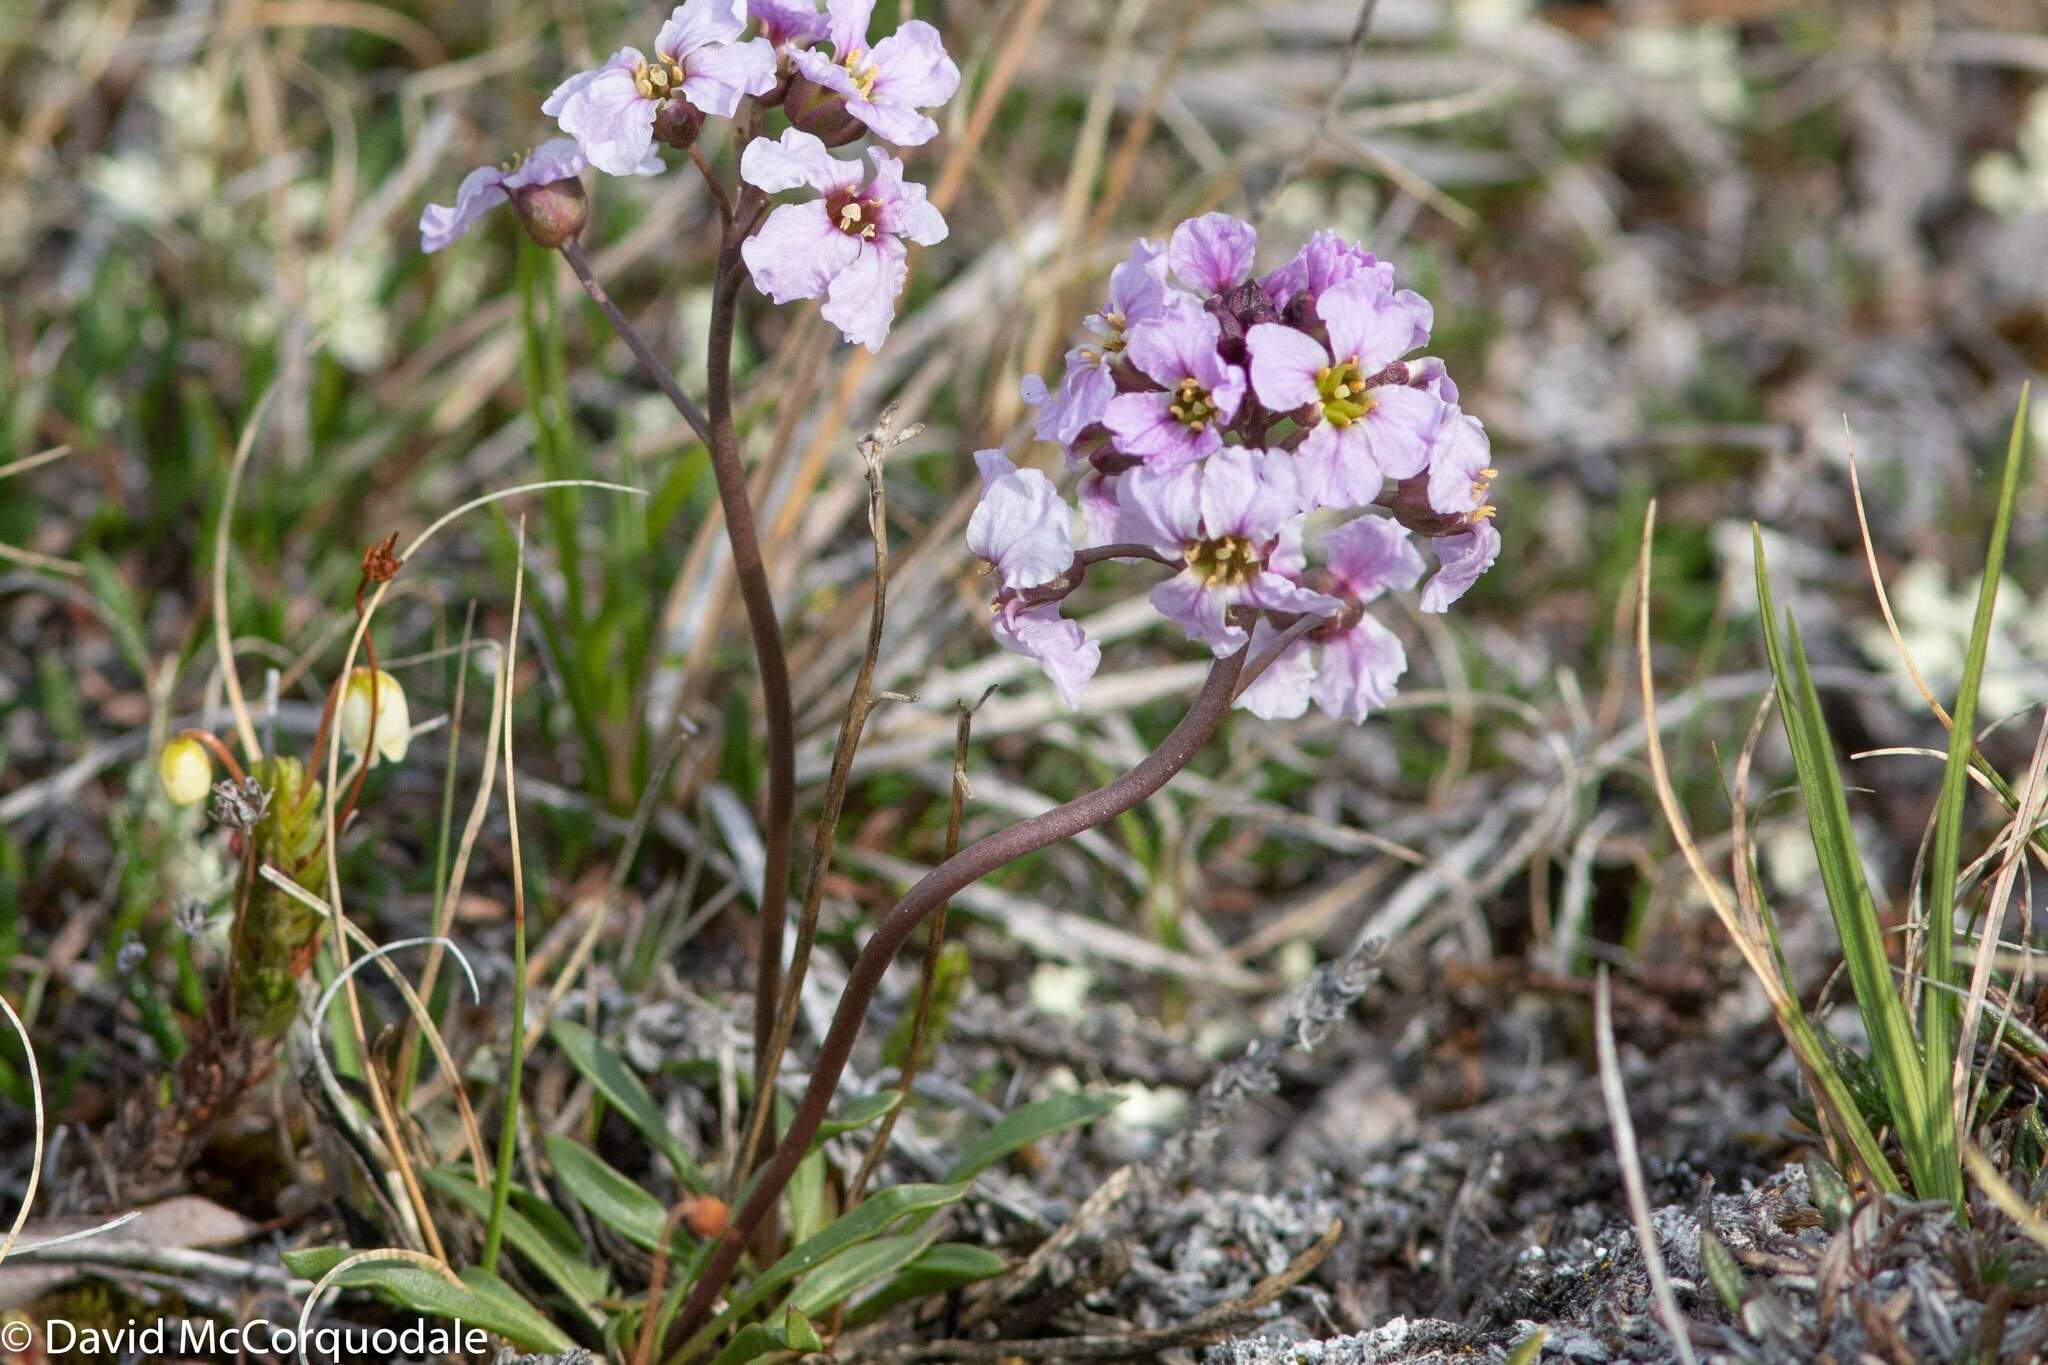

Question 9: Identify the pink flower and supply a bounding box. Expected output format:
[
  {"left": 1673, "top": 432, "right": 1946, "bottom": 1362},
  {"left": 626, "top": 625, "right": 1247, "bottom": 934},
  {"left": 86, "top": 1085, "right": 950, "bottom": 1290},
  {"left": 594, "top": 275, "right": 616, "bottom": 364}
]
[
  {"left": 1261, "top": 229, "right": 1394, "bottom": 317},
  {"left": 421, "top": 139, "right": 613, "bottom": 252},
  {"left": 1116, "top": 448, "right": 1338, "bottom": 656},
  {"left": 739, "top": 128, "right": 947, "bottom": 350},
  {"left": 788, "top": 0, "right": 960, "bottom": 146},
  {"left": 1023, "top": 239, "right": 1173, "bottom": 453},
  {"left": 1237, "top": 514, "right": 1422, "bottom": 723},
  {"left": 749, "top": 0, "right": 827, "bottom": 51},
  {"left": 992, "top": 596, "right": 1100, "bottom": 708},
  {"left": 965, "top": 450, "right": 1072, "bottom": 589},
  {"left": 543, "top": 0, "right": 777, "bottom": 175},
  {"left": 1420, "top": 520, "right": 1500, "bottom": 613},
  {"left": 1102, "top": 297, "right": 1247, "bottom": 471},
  {"left": 1245, "top": 278, "right": 1444, "bottom": 509},
  {"left": 1168, "top": 212, "right": 1257, "bottom": 297}
]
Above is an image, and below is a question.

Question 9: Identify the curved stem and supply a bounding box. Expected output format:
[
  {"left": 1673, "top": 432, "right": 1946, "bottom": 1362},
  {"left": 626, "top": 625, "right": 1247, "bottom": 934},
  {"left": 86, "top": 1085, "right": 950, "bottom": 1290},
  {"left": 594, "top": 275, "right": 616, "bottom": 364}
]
[
  {"left": 663, "top": 645, "right": 1249, "bottom": 1358},
  {"left": 560, "top": 231, "right": 796, "bottom": 1106}
]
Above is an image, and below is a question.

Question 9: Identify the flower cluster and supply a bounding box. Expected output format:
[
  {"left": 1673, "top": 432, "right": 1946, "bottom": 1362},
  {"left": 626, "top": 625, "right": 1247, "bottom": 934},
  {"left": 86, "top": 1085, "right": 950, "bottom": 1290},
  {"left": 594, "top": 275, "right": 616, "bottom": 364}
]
[
  {"left": 978, "top": 214, "right": 1499, "bottom": 722},
  {"left": 419, "top": 0, "right": 957, "bottom": 349}
]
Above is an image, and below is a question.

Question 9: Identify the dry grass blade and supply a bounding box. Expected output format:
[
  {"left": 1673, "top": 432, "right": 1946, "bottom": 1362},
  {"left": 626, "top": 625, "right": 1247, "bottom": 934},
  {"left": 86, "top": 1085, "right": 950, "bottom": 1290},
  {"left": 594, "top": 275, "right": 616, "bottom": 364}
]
[
  {"left": 482, "top": 516, "right": 532, "bottom": 1273},
  {"left": 1963, "top": 1142, "right": 2048, "bottom": 1247},
  {"left": 213, "top": 384, "right": 279, "bottom": 761},
  {"left": 1955, "top": 709, "right": 2048, "bottom": 1135},
  {"left": 0, "top": 989, "right": 45, "bottom": 1272},
  {"left": 1594, "top": 968, "right": 1697, "bottom": 1365},
  {"left": 1636, "top": 502, "right": 1898, "bottom": 1192}
]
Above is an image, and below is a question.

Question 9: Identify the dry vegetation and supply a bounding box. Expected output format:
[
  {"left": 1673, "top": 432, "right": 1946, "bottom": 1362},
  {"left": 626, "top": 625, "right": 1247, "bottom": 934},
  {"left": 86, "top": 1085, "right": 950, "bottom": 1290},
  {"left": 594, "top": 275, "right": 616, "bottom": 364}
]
[{"left": 7, "top": 1, "right": 2048, "bottom": 1361}]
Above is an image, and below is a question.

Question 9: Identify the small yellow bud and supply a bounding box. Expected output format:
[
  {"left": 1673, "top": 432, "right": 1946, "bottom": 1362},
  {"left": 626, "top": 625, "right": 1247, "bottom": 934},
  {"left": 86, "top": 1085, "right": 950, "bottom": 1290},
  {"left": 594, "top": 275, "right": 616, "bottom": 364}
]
[
  {"left": 158, "top": 737, "right": 213, "bottom": 807},
  {"left": 339, "top": 668, "right": 411, "bottom": 767}
]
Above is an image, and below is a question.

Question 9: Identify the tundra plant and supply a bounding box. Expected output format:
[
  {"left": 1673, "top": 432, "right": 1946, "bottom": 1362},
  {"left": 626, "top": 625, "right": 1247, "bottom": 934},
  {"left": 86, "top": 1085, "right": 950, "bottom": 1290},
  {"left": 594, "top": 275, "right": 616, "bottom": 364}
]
[{"left": 187, "top": 0, "right": 1507, "bottom": 1351}]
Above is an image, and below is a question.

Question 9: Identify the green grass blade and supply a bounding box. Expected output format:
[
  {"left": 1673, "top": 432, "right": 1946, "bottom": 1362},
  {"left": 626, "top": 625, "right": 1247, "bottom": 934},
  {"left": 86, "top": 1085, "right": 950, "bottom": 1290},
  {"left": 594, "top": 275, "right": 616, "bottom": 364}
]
[
  {"left": 1754, "top": 529, "right": 1954, "bottom": 1206},
  {"left": 1924, "top": 386, "right": 2030, "bottom": 1156}
]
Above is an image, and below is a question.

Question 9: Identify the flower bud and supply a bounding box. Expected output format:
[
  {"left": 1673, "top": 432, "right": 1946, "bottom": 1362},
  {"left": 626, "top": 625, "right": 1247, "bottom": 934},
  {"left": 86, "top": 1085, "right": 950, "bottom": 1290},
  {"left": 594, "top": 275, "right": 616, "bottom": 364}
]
[
  {"left": 782, "top": 75, "right": 864, "bottom": 146},
  {"left": 1382, "top": 472, "right": 1472, "bottom": 539},
  {"left": 339, "top": 668, "right": 411, "bottom": 767},
  {"left": 680, "top": 1194, "right": 729, "bottom": 1239},
  {"left": 158, "top": 737, "right": 213, "bottom": 807},
  {"left": 511, "top": 177, "right": 588, "bottom": 250},
  {"left": 652, "top": 99, "right": 705, "bottom": 152}
]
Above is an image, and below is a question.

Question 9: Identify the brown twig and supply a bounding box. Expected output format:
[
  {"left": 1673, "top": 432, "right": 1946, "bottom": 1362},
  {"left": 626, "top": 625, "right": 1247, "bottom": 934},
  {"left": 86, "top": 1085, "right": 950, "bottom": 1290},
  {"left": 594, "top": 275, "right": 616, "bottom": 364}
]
[
  {"left": 732, "top": 407, "right": 914, "bottom": 1195},
  {"left": 844, "top": 687, "right": 989, "bottom": 1207}
]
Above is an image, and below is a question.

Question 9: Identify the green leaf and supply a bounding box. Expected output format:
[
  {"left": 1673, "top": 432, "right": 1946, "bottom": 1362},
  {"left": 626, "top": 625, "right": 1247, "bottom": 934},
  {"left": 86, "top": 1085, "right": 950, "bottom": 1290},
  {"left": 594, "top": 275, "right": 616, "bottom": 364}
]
[
  {"left": 1922, "top": 386, "right": 2029, "bottom": 1216},
  {"left": 677, "top": 1181, "right": 971, "bottom": 1360},
  {"left": 710, "top": 1305, "right": 823, "bottom": 1365},
  {"left": 1698, "top": 1225, "right": 1744, "bottom": 1314},
  {"left": 943, "top": 1091, "right": 1124, "bottom": 1183},
  {"left": 789, "top": 1232, "right": 933, "bottom": 1315},
  {"left": 550, "top": 1018, "right": 708, "bottom": 1192},
  {"left": 1754, "top": 533, "right": 1924, "bottom": 1200},
  {"left": 421, "top": 1166, "right": 608, "bottom": 1319},
  {"left": 542, "top": 1135, "right": 672, "bottom": 1252},
  {"left": 817, "top": 1090, "right": 903, "bottom": 1141},
  {"left": 847, "top": 1242, "right": 1008, "bottom": 1326},
  {"left": 279, "top": 1249, "right": 575, "bottom": 1354}
]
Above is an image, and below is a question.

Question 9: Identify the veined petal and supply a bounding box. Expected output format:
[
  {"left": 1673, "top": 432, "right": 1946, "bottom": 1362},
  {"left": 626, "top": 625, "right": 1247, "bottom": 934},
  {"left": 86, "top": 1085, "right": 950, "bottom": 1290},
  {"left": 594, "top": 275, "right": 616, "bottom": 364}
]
[
  {"left": 1234, "top": 622, "right": 1315, "bottom": 720},
  {"left": 869, "top": 20, "right": 960, "bottom": 109},
  {"left": 1322, "top": 513, "right": 1424, "bottom": 601},
  {"left": 679, "top": 36, "right": 779, "bottom": 114},
  {"left": 868, "top": 150, "right": 948, "bottom": 244},
  {"left": 1356, "top": 383, "right": 1444, "bottom": 481},
  {"left": 740, "top": 200, "right": 858, "bottom": 302},
  {"left": 1313, "top": 615, "right": 1406, "bottom": 723},
  {"left": 820, "top": 236, "right": 908, "bottom": 350},
  {"left": 740, "top": 127, "right": 863, "bottom": 193},
  {"left": 1318, "top": 278, "right": 1422, "bottom": 373},
  {"left": 1168, "top": 212, "right": 1256, "bottom": 295},
  {"left": 823, "top": 0, "right": 875, "bottom": 56},
  {"left": 966, "top": 451, "right": 1074, "bottom": 589},
  {"left": 659, "top": 0, "right": 750, "bottom": 59},
  {"left": 1245, "top": 323, "right": 1326, "bottom": 412},
  {"left": 1151, "top": 572, "right": 1244, "bottom": 656},
  {"left": 1420, "top": 521, "right": 1501, "bottom": 613}
]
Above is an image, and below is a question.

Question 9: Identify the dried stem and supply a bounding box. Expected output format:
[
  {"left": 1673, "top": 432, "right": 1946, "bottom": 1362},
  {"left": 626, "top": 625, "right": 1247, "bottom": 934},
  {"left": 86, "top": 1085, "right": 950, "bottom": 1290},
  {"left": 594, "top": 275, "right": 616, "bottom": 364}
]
[
  {"left": 732, "top": 414, "right": 903, "bottom": 1195},
  {"left": 664, "top": 645, "right": 1250, "bottom": 1358},
  {"left": 844, "top": 692, "right": 983, "bottom": 1208}
]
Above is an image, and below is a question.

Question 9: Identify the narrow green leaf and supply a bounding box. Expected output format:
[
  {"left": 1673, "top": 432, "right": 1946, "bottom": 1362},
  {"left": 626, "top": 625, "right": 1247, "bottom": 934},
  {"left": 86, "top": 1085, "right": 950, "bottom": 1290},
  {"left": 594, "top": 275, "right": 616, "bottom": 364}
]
[
  {"left": 543, "top": 1134, "right": 672, "bottom": 1251},
  {"left": 710, "top": 1306, "right": 822, "bottom": 1365},
  {"left": 943, "top": 1091, "right": 1124, "bottom": 1183},
  {"left": 678, "top": 1181, "right": 971, "bottom": 1359},
  {"left": 279, "top": 1249, "right": 575, "bottom": 1354},
  {"left": 1923, "top": 385, "right": 2029, "bottom": 1216},
  {"left": 1753, "top": 532, "right": 1917, "bottom": 1199},
  {"left": 817, "top": 1090, "right": 903, "bottom": 1141},
  {"left": 789, "top": 1233, "right": 933, "bottom": 1315},
  {"left": 550, "top": 1018, "right": 708, "bottom": 1192},
  {"left": 422, "top": 1167, "right": 608, "bottom": 1319},
  {"left": 1698, "top": 1226, "right": 1744, "bottom": 1314}
]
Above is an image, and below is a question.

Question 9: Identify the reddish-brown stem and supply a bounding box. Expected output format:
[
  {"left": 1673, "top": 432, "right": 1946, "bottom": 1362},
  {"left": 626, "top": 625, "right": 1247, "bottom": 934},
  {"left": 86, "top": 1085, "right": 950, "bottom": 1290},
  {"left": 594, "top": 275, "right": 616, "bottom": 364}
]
[
  {"left": 1008, "top": 542, "right": 1182, "bottom": 610},
  {"left": 559, "top": 232, "right": 796, "bottom": 1104},
  {"left": 662, "top": 645, "right": 1249, "bottom": 1357},
  {"left": 175, "top": 727, "right": 248, "bottom": 788}
]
